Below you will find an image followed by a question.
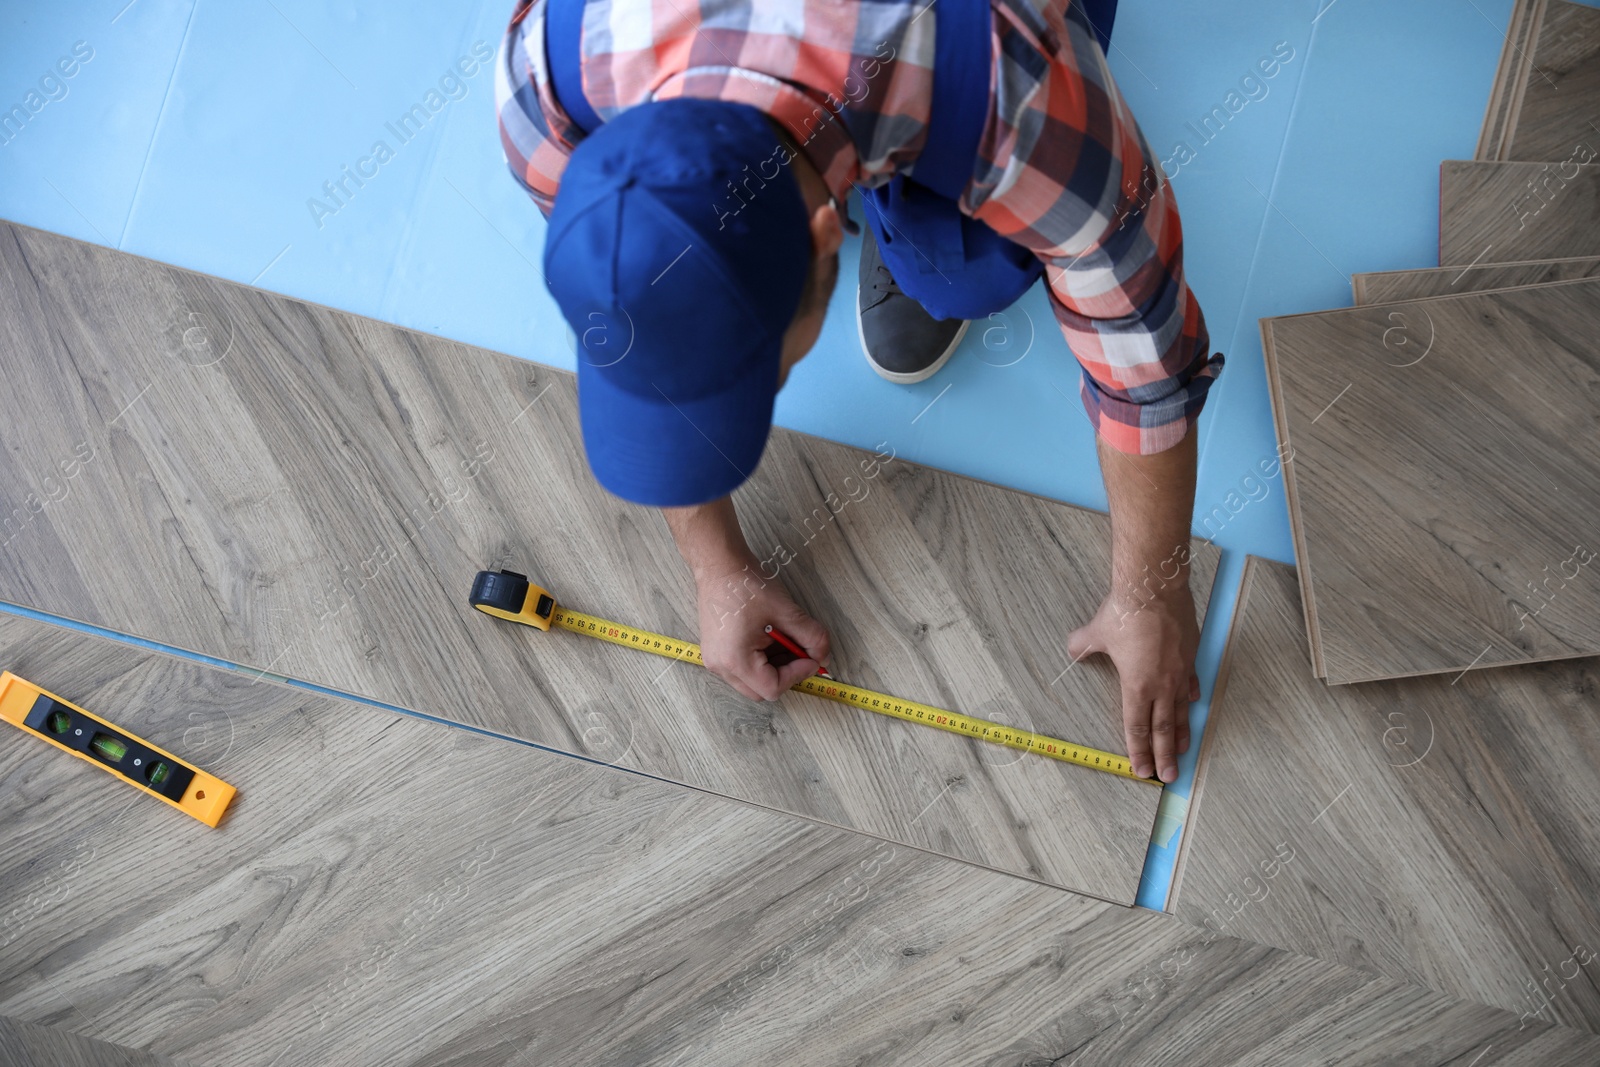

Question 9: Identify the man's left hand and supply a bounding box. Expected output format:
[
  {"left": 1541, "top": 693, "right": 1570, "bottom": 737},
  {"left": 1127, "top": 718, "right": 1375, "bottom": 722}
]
[{"left": 1067, "top": 584, "right": 1200, "bottom": 784}]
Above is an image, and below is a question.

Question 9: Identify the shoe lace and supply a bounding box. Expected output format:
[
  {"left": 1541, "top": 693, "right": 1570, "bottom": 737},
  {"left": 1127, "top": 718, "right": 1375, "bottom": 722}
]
[{"left": 871, "top": 263, "right": 904, "bottom": 297}]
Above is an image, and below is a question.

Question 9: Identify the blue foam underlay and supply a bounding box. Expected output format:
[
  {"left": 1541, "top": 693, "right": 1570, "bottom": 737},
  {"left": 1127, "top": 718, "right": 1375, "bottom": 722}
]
[{"left": 4, "top": 0, "right": 1579, "bottom": 911}]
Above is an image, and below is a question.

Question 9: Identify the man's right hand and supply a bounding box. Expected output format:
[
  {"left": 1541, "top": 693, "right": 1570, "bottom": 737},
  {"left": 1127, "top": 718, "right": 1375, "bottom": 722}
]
[
  {"left": 692, "top": 552, "right": 832, "bottom": 702},
  {"left": 664, "top": 496, "right": 832, "bottom": 701}
]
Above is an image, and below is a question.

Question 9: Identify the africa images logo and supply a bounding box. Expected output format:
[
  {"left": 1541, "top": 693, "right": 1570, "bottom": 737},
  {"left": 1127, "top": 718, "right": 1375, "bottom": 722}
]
[
  {"left": 306, "top": 41, "right": 494, "bottom": 229},
  {"left": 0, "top": 40, "right": 94, "bottom": 147}
]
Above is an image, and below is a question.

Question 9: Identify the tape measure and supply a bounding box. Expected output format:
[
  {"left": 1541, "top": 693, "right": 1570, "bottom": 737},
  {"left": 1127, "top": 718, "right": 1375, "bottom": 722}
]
[
  {"left": 469, "top": 569, "right": 1156, "bottom": 785},
  {"left": 0, "top": 671, "right": 237, "bottom": 826}
]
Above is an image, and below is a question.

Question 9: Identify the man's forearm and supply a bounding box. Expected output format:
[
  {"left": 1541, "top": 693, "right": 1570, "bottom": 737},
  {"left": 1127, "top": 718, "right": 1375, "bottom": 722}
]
[
  {"left": 1097, "top": 429, "right": 1198, "bottom": 615},
  {"left": 1071, "top": 426, "right": 1201, "bottom": 782},
  {"left": 663, "top": 496, "right": 753, "bottom": 580}
]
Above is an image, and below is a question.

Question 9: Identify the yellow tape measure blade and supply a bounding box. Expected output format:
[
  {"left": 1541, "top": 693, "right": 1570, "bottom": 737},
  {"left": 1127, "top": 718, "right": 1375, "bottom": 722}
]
[{"left": 469, "top": 570, "right": 1156, "bottom": 786}]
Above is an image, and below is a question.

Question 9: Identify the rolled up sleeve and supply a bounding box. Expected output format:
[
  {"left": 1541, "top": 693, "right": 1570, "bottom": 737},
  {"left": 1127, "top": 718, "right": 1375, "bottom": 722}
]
[
  {"left": 1055, "top": 180, "right": 1222, "bottom": 454},
  {"left": 971, "top": 0, "right": 1223, "bottom": 454}
]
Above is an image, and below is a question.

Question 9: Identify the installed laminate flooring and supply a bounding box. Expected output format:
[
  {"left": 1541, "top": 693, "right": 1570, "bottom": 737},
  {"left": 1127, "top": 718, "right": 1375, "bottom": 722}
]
[
  {"left": 1440, "top": 160, "right": 1600, "bottom": 265},
  {"left": 5, "top": 613, "right": 1600, "bottom": 1067},
  {"left": 1477, "top": 0, "right": 1548, "bottom": 160},
  {"left": 0, "top": 1015, "right": 188, "bottom": 1067},
  {"left": 1506, "top": 0, "right": 1600, "bottom": 162},
  {"left": 1172, "top": 557, "right": 1600, "bottom": 1033},
  {"left": 1261, "top": 276, "right": 1600, "bottom": 683},
  {"left": 1352, "top": 255, "right": 1600, "bottom": 303},
  {"left": 0, "top": 219, "right": 1221, "bottom": 903}
]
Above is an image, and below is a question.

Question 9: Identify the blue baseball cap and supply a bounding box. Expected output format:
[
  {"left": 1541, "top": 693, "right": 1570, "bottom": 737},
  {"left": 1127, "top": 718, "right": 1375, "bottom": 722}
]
[{"left": 543, "top": 97, "right": 812, "bottom": 507}]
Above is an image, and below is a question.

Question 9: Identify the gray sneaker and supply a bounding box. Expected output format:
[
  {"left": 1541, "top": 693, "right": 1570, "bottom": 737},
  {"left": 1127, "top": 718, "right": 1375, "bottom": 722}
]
[{"left": 856, "top": 227, "right": 969, "bottom": 384}]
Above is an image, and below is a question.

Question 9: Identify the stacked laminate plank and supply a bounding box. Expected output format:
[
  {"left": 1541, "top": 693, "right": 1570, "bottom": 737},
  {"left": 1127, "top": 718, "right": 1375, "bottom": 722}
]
[
  {"left": 1503, "top": 0, "right": 1600, "bottom": 160},
  {"left": 1477, "top": 0, "right": 1600, "bottom": 162},
  {"left": 1263, "top": 277, "right": 1600, "bottom": 684},
  {"left": 1171, "top": 8, "right": 1600, "bottom": 1038},
  {"left": 1260, "top": 0, "right": 1600, "bottom": 686}
]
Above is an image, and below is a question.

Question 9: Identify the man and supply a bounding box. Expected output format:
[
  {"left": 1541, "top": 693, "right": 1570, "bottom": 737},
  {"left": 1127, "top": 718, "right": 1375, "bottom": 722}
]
[{"left": 495, "top": 0, "right": 1223, "bottom": 784}]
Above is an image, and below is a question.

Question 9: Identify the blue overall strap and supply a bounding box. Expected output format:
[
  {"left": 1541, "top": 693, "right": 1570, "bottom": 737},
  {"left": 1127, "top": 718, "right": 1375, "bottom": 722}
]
[
  {"left": 916, "top": 0, "right": 1113, "bottom": 199},
  {"left": 912, "top": 0, "right": 993, "bottom": 203},
  {"left": 1079, "top": 0, "right": 1116, "bottom": 53},
  {"left": 545, "top": 0, "right": 604, "bottom": 136}
]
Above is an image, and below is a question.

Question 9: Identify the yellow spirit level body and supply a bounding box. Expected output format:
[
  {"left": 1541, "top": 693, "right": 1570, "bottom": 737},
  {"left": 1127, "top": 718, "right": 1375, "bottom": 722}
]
[{"left": 0, "top": 671, "right": 237, "bottom": 827}]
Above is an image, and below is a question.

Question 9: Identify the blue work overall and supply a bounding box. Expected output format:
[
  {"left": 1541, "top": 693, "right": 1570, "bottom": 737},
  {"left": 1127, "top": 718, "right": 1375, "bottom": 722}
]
[{"left": 545, "top": 0, "right": 1120, "bottom": 325}]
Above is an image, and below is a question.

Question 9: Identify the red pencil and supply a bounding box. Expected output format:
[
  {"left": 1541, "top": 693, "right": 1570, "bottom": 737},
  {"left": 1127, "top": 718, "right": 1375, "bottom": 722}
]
[{"left": 764, "top": 624, "right": 831, "bottom": 678}]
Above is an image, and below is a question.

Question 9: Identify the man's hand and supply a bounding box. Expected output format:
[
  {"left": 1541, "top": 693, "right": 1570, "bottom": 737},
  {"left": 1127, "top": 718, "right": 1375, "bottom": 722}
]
[
  {"left": 1068, "top": 585, "right": 1200, "bottom": 783},
  {"left": 692, "top": 553, "right": 832, "bottom": 702},
  {"left": 663, "top": 496, "right": 831, "bottom": 702}
]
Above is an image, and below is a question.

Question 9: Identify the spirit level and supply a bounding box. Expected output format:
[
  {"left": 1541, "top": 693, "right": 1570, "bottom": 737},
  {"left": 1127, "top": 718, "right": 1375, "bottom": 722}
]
[
  {"left": 0, "top": 671, "right": 237, "bottom": 826},
  {"left": 469, "top": 569, "right": 1157, "bottom": 785}
]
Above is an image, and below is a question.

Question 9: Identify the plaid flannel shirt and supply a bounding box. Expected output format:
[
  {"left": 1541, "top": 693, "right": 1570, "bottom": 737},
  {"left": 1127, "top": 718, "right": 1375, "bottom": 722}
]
[{"left": 495, "top": 0, "right": 1223, "bottom": 453}]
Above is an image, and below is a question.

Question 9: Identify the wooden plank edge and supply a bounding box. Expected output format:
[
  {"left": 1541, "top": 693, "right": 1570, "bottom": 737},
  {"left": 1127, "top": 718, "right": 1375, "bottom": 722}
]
[
  {"left": 1477, "top": 0, "right": 1547, "bottom": 160},
  {"left": 1167, "top": 555, "right": 1262, "bottom": 910},
  {"left": 1497, "top": 0, "right": 1550, "bottom": 160},
  {"left": 1264, "top": 272, "right": 1600, "bottom": 321},
  {"left": 1325, "top": 640, "right": 1600, "bottom": 687},
  {"left": 1258, "top": 317, "right": 1326, "bottom": 680},
  {"left": 1351, "top": 255, "right": 1600, "bottom": 306}
]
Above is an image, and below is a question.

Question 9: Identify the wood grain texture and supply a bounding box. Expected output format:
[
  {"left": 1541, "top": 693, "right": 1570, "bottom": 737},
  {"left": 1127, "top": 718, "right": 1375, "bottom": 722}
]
[
  {"left": 0, "top": 1015, "right": 187, "bottom": 1067},
  {"left": 1507, "top": 0, "right": 1600, "bottom": 162},
  {"left": 1479, "top": 0, "right": 1548, "bottom": 160},
  {"left": 1440, "top": 160, "right": 1600, "bottom": 265},
  {"left": 1172, "top": 557, "right": 1600, "bottom": 1033},
  {"left": 1261, "top": 276, "right": 1600, "bottom": 683},
  {"left": 0, "top": 218, "right": 1222, "bottom": 902},
  {"left": 5, "top": 613, "right": 1600, "bottom": 1067},
  {"left": 1352, "top": 255, "right": 1600, "bottom": 304}
]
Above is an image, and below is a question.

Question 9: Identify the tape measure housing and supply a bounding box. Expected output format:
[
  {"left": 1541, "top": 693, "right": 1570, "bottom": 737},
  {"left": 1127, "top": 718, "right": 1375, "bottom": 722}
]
[{"left": 469, "top": 569, "right": 555, "bottom": 630}]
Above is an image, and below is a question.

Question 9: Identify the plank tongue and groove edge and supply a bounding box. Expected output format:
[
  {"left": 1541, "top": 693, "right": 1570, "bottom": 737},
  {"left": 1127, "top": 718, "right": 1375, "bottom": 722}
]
[
  {"left": 1505, "top": 0, "right": 1600, "bottom": 163},
  {"left": 1261, "top": 275, "right": 1600, "bottom": 683},
  {"left": 1351, "top": 254, "right": 1600, "bottom": 304},
  {"left": 1440, "top": 160, "right": 1600, "bottom": 266},
  {"left": 6, "top": 612, "right": 1600, "bottom": 1066},
  {"left": 0, "top": 217, "right": 1221, "bottom": 902},
  {"left": 1477, "top": 0, "right": 1548, "bottom": 161}
]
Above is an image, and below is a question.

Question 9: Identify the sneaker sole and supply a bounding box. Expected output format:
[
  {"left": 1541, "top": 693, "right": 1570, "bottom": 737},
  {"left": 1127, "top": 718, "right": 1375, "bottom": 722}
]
[{"left": 856, "top": 288, "right": 971, "bottom": 385}]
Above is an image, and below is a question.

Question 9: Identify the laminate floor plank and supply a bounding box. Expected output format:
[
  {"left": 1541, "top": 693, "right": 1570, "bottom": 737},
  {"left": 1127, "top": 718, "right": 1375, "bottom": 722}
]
[
  {"left": 1261, "top": 276, "right": 1600, "bottom": 683},
  {"left": 0, "top": 218, "right": 1221, "bottom": 901},
  {"left": 1507, "top": 0, "right": 1600, "bottom": 162},
  {"left": 1478, "top": 0, "right": 1548, "bottom": 160},
  {"left": 1171, "top": 558, "right": 1600, "bottom": 1033},
  {"left": 1352, "top": 255, "right": 1600, "bottom": 303},
  {"left": 1440, "top": 160, "right": 1600, "bottom": 265},
  {"left": 5, "top": 613, "right": 1600, "bottom": 1067},
  {"left": 0, "top": 1015, "right": 189, "bottom": 1067}
]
